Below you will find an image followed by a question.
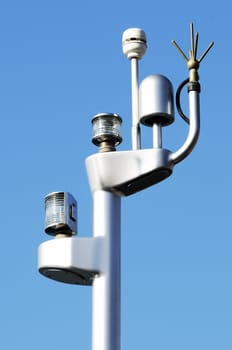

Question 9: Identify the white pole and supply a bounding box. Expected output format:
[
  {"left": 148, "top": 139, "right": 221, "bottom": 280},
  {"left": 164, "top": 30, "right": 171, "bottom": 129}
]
[
  {"left": 152, "top": 123, "right": 162, "bottom": 148},
  {"left": 131, "top": 57, "right": 140, "bottom": 150},
  {"left": 92, "top": 190, "right": 121, "bottom": 350}
]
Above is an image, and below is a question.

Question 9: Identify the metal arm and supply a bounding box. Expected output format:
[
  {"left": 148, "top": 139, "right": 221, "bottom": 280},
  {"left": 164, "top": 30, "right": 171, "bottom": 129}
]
[
  {"left": 171, "top": 23, "right": 214, "bottom": 164},
  {"left": 171, "top": 87, "right": 200, "bottom": 164}
]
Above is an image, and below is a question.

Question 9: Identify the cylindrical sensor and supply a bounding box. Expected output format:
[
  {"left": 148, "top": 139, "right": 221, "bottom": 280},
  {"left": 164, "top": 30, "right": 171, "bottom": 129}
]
[
  {"left": 92, "top": 113, "right": 122, "bottom": 151},
  {"left": 45, "top": 191, "right": 77, "bottom": 236},
  {"left": 122, "top": 28, "right": 147, "bottom": 60},
  {"left": 139, "top": 74, "right": 174, "bottom": 127}
]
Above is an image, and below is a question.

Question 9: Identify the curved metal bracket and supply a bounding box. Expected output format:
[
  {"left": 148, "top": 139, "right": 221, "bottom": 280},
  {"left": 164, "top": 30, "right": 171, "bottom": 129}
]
[
  {"left": 171, "top": 88, "right": 200, "bottom": 164},
  {"left": 38, "top": 237, "right": 104, "bottom": 285},
  {"left": 86, "top": 148, "right": 173, "bottom": 196},
  {"left": 170, "top": 23, "right": 214, "bottom": 164}
]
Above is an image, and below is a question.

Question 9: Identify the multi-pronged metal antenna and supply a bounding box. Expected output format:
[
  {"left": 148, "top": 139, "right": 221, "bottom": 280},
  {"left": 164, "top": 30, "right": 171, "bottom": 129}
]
[{"left": 172, "top": 23, "right": 214, "bottom": 82}]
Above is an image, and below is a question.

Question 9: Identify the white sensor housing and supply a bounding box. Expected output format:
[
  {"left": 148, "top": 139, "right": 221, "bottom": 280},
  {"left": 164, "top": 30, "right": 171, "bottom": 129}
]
[{"left": 122, "top": 28, "right": 147, "bottom": 59}]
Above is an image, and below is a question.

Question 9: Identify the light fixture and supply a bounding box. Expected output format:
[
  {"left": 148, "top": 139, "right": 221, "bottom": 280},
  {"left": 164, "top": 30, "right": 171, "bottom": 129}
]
[
  {"left": 91, "top": 113, "right": 122, "bottom": 152},
  {"left": 44, "top": 191, "right": 77, "bottom": 237}
]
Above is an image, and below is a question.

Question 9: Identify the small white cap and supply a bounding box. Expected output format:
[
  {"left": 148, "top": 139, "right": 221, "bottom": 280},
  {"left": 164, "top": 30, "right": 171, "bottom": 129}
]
[{"left": 122, "top": 28, "right": 147, "bottom": 59}]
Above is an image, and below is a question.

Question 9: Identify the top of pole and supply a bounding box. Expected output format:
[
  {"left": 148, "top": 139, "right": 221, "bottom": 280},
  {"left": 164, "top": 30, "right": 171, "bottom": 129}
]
[
  {"left": 122, "top": 27, "right": 147, "bottom": 60},
  {"left": 122, "top": 28, "right": 147, "bottom": 149}
]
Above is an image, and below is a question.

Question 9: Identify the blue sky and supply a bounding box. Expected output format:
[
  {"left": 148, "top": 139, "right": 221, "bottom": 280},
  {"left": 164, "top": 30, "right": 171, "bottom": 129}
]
[{"left": 0, "top": 1, "right": 231, "bottom": 349}]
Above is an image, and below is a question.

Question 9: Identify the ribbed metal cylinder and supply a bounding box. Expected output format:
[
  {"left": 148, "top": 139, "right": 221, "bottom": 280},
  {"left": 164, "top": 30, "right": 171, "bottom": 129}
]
[
  {"left": 92, "top": 113, "right": 122, "bottom": 148},
  {"left": 45, "top": 191, "right": 77, "bottom": 236}
]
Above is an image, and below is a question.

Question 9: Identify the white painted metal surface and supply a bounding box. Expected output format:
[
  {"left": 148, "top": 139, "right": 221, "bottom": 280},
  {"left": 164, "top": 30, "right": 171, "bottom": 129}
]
[
  {"left": 92, "top": 190, "right": 121, "bottom": 350},
  {"left": 171, "top": 90, "right": 200, "bottom": 164}
]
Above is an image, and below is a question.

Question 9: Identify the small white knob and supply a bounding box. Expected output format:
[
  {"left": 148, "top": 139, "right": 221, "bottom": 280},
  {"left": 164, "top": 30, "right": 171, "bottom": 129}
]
[{"left": 122, "top": 28, "right": 147, "bottom": 59}]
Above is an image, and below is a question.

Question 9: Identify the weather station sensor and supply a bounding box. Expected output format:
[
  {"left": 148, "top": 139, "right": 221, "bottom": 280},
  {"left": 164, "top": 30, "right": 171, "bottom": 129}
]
[
  {"left": 38, "top": 23, "right": 214, "bottom": 350},
  {"left": 122, "top": 27, "right": 147, "bottom": 59}
]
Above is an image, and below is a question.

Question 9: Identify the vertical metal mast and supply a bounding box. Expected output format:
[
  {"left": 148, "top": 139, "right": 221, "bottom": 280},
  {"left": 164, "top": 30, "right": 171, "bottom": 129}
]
[
  {"left": 122, "top": 28, "right": 147, "bottom": 150},
  {"left": 130, "top": 57, "right": 140, "bottom": 149},
  {"left": 92, "top": 190, "right": 121, "bottom": 350},
  {"left": 90, "top": 113, "right": 123, "bottom": 350}
]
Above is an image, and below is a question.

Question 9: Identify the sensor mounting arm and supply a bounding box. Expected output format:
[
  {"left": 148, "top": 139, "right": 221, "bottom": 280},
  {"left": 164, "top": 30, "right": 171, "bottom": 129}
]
[
  {"left": 170, "top": 23, "right": 214, "bottom": 165},
  {"left": 171, "top": 87, "right": 200, "bottom": 164}
]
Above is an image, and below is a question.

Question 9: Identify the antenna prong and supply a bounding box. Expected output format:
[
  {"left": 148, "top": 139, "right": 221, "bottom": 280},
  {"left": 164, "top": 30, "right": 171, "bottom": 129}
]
[
  {"left": 171, "top": 40, "right": 188, "bottom": 62},
  {"left": 194, "top": 32, "right": 199, "bottom": 59},
  {"left": 172, "top": 23, "right": 214, "bottom": 82},
  {"left": 198, "top": 41, "right": 214, "bottom": 63},
  {"left": 190, "top": 23, "right": 195, "bottom": 56}
]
